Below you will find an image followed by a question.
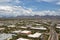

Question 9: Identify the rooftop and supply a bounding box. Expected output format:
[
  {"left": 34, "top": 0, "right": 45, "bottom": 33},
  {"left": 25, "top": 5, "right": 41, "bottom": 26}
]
[
  {"left": 21, "top": 30, "right": 31, "bottom": 34},
  {"left": 31, "top": 27, "right": 47, "bottom": 30},
  {"left": 28, "top": 32, "right": 42, "bottom": 38},
  {"left": 7, "top": 25, "right": 16, "bottom": 27},
  {"left": 17, "top": 38, "right": 29, "bottom": 40},
  {"left": 11, "top": 30, "right": 21, "bottom": 34}
]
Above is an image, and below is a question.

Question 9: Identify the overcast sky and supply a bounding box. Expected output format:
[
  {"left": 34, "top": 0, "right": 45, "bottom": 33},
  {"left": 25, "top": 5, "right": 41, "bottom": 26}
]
[{"left": 0, "top": 0, "right": 60, "bottom": 17}]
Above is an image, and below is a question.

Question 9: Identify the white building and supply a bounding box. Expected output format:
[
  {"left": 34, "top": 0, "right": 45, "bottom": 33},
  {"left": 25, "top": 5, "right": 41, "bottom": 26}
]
[
  {"left": 20, "top": 30, "right": 31, "bottom": 35},
  {"left": 17, "top": 38, "right": 29, "bottom": 40},
  {"left": 31, "top": 26, "right": 47, "bottom": 30},
  {"left": 56, "top": 26, "right": 60, "bottom": 29},
  {"left": 28, "top": 32, "right": 42, "bottom": 38},
  {"left": 11, "top": 30, "right": 22, "bottom": 34},
  {"left": 36, "top": 24, "right": 41, "bottom": 25},
  {"left": 7, "top": 25, "right": 16, "bottom": 27},
  {"left": 0, "top": 28, "right": 5, "bottom": 30},
  {"left": 20, "top": 26, "right": 27, "bottom": 29}
]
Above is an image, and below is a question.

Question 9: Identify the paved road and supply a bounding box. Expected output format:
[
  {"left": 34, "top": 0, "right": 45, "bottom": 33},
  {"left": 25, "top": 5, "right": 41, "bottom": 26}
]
[{"left": 48, "top": 23, "right": 58, "bottom": 40}]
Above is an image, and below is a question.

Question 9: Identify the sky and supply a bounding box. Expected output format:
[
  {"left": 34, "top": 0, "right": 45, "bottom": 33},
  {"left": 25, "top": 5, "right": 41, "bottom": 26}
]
[{"left": 0, "top": 0, "right": 60, "bottom": 17}]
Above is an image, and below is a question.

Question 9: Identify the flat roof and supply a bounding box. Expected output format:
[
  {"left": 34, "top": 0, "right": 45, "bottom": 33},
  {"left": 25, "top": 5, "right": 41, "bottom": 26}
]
[
  {"left": 56, "top": 26, "right": 60, "bottom": 28},
  {"left": 31, "top": 27, "right": 47, "bottom": 30},
  {"left": 28, "top": 32, "right": 42, "bottom": 38},
  {"left": 17, "top": 38, "right": 29, "bottom": 40},
  {"left": 20, "top": 26, "right": 27, "bottom": 29},
  {"left": 0, "top": 28, "right": 5, "bottom": 30},
  {"left": 12, "top": 30, "right": 21, "bottom": 33},
  {"left": 21, "top": 30, "right": 31, "bottom": 34}
]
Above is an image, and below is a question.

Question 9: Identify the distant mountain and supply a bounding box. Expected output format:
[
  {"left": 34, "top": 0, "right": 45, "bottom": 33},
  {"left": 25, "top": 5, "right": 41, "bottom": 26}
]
[{"left": 0, "top": 15, "right": 60, "bottom": 19}]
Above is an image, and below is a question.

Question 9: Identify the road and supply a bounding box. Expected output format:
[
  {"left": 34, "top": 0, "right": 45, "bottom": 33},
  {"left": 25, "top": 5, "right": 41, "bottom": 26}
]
[{"left": 48, "top": 22, "right": 58, "bottom": 40}]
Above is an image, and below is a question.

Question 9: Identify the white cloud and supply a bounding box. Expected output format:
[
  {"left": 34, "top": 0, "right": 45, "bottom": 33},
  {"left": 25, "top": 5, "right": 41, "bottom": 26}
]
[
  {"left": 0, "top": 0, "right": 22, "bottom": 6},
  {"left": 32, "top": 10, "right": 57, "bottom": 16},
  {"left": 0, "top": 6, "right": 60, "bottom": 17},
  {"left": 0, "top": 0, "right": 11, "bottom": 2},
  {"left": 31, "top": 9, "right": 60, "bottom": 16},
  {"left": 56, "top": 2, "right": 60, "bottom": 5},
  {"left": 36, "top": 0, "right": 57, "bottom": 2},
  {"left": 36, "top": 0, "right": 60, "bottom": 5},
  {"left": 15, "top": 0, "right": 20, "bottom": 4},
  {"left": 0, "top": 6, "right": 33, "bottom": 17},
  {"left": 0, "top": 6, "right": 12, "bottom": 11}
]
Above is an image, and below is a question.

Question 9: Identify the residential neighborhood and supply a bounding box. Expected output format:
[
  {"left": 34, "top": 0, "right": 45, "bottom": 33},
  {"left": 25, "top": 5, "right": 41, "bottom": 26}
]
[{"left": 0, "top": 19, "right": 60, "bottom": 40}]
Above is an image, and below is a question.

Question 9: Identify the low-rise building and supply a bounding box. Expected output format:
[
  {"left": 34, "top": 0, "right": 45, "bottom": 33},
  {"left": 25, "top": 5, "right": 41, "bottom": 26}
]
[
  {"left": 11, "top": 30, "right": 22, "bottom": 34},
  {"left": 31, "top": 26, "right": 47, "bottom": 30},
  {"left": 20, "top": 26, "right": 27, "bottom": 29},
  {"left": 17, "top": 38, "right": 29, "bottom": 40},
  {"left": 20, "top": 30, "right": 31, "bottom": 35},
  {"left": 28, "top": 32, "right": 42, "bottom": 38},
  {"left": 0, "top": 28, "right": 5, "bottom": 31},
  {"left": 7, "top": 25, "right": 16, "bottom": 27},
  {"left": 56, "top": 26, "right": 60, "bottom": 29}
]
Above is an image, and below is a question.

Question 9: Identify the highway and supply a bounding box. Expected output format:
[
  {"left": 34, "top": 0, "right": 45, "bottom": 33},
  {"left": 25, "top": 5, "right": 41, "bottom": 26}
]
[{"left": 48, "top": 22, "right": 58, "bottom": 40}]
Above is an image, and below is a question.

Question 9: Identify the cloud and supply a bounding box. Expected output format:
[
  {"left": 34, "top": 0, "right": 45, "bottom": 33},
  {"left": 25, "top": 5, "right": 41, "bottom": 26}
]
[
  {"left": 0, "top": 0, "right": 20, "bottom": 3},
  {"left": 15, "top": 0, "right": 20, "bottom": 4},
  {"left": 0, "top": 6, "right": 60, "bottom": 17},
  {"left": 0, "top": 0, "right": 21, "bottom": 6},
  {"left": 0, "top": 0, "right": 60, "bottom": 17},
  {"left": 0, "top": 6, "right": 33, "bottom": 17},
  {"left": 36, "top": 0, "right": 57, "bottom": 2},
  {"left": 0, "top": 0, "right": 11, "bottom": 2},
  {"left": 0, "top": 6, "right": 12, "bottom": 11},
  {"left": 32, "top": 10, "right": 57, "bottom": 16},
  {"left": 36, "top": 0, "right": 60, "bottom": 5},
  {"left": 56, "top": 2, "right": 60, "bottom": 5}
]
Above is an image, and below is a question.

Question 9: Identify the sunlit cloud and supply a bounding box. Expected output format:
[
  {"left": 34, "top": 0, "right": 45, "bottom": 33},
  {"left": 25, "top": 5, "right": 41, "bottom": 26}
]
[
  {"left": 0, "top": 0, "right": 60, "bottom": 17},
  {"left": 0, "top": 6, "right": 60, "bottom": 17},
  {"left": 56, "top": 2, "right": 60, "bottom": 5}
]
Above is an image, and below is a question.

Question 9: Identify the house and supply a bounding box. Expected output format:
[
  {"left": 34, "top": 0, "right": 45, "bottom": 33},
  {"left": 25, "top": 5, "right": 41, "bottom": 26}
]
[
  {"left": 31, "top": 26, "right": 47, "bottom": 30},
  {"left": 20, "top": 30, "right": 31, "bottom": 35},
  {"left": 17, "top": 38, "right": 29, "bottom": 40},
  {"left": 7, "top": 25, "right": 16, "bottom": 27},
  {"left": 0, "top": 28, "right": 5, "bottom": 30},
  {"left": 20, "top": 26, "right": 27, "bottom": 29},
  {"left": 11, "top": 30, "right": 22, "bottom": 34},
  {"left": 28, "top": 32, "right": 42, "bottom": 38},
  {"left": 36, "top": 24, "right": 41, "bottom": 25},
  {"left": 56, "top": 26, "right": 60, "bottom": 29}
]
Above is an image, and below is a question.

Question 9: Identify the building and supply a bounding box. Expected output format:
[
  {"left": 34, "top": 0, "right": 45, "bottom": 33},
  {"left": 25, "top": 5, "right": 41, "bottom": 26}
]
[
  {"left": 28, "top": 32, "right": 42, "bottom": 38},
  {"left": 7, "top": 25, "right": 16, "bottom": 27},
  {"left": 20, "top": 26, "right": 27, "bottom": 29},
  {"left": 11, "top": 30, "right": 22, "bottom": 34},
  {"left": 31, "top": 26, "right": 47, "bottom": 30},
  {"left": 0, "top": 28, "right": 5, "bottom": 30},
  {"left": 17, "top": 38, "right": 29, "bottom": 40},
  {"left": 56, "top": 26, "right": 60, "bottom": 29},
  {"left": 20, "top": 30, "right": 31, "bottom": 35}
]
